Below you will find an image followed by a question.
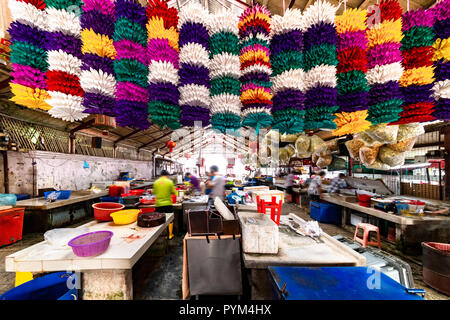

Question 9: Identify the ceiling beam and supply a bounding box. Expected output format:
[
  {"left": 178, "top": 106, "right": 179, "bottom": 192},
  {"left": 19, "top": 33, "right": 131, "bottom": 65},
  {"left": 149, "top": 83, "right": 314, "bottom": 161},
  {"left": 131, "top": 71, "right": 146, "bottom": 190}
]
[
  {"left": 137, "top": 131, "right": 172, "bottom": 151},
  {"left": 113, "top": 129, "right": 141, "bottom": 147}
]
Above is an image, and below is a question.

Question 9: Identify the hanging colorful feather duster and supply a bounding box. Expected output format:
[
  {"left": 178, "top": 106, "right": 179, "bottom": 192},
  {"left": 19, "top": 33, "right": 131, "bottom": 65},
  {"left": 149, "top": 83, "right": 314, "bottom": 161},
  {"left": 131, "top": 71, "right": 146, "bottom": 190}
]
[
  {"left": 80, "top": 0, "right": 117, "bottom": 117},
  {"left": 333, "top": 8, "right": 371, "bottom": 136},
  {"left": 147, "top": 0, "right": 180, "bottom": 129},
  {"left": 113, "top": 0, "right": 150, "bottom": 130},
  {"left": 43, "top": 0, "right": 87, "bottom": 122},
  {"left": 239, "top": 3, "right": 272, "bottom": 133},
  {"left": 270, "top": 8, "right": 304, "bottom": 135},
  {"left": 303, "top": 0, "right": 339, "bottom": 130},
  {"left": 431, "top": 0, "right": 450, "bottom": 120},
  {"left": 389, "top": 8, "right": 436, "bottom": 124},
  {"left": 8, "top": 0, "right": 51, "bottom": 110},
  {"left": 178, "top": 1, "right": 210, "bottom": 127},
  {"left": 366, "top": 0, "right": 404, "bottom": 125},
  {"left": 209, "top": 10, "right": 242, "bottom": 133}
]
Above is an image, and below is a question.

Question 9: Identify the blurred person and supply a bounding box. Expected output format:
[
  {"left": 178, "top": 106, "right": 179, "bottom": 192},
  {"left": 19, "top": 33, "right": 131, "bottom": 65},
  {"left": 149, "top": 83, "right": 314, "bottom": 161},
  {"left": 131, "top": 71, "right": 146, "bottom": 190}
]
[
  {"left": 206, "top": 165, "right": 225, "bottom": 205},
  {"left": 307, "top": 171, "right": 326, "bottom": 202},
  {"left": 329, "top": 173, "right": 347, "bottom": 194},
  {"left": 285, "top": 169, "right": 295, "bottom": 203},
  {"left": 185, "top": 172, "right": 200, "bottom": 192}
]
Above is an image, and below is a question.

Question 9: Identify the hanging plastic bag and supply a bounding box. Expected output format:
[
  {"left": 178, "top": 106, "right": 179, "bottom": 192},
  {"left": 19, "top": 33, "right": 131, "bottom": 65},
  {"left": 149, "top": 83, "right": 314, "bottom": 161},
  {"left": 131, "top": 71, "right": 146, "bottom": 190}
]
[
  {"left": 309, "top": 135, "right": 325, "bottom": 153},
  {"left": 365, "top": 160, "right": 390, "bottom": 171},
  {"left": 295, "top": 134, "right": 311, "bottom": 154},
  {"left": 281, "top": 133, "right": 299, "bottom": 143},
  {"left": 356, "top": 131, "right": 377, "bottom": 146},
  {"left": 279, "top": 147, "right": 290, "bottom": 164},
  {"left": 379, "top": 146, "right": 405, "bottom": 167},
  {"left": 387, "top": 136, "right": 417, "bottom": 152},
  {"left": 316, "top": 154, "right": 333, "bottom": 168},
  {"left": 359, "top": 144, "right": 381, "bottom": 166},
  {"left": 396, "top": 123, "right": 425, "bottom": 141},
  {"left": 285, "top": 144, "right": 296, "bottom": 157},
  {"left": 328, "top": 156, "right": 347, "bottom": 171},
  {"left": 365, "top": 124, "right": 399, "bottom": 144},
  {"left": 345, "top": 138, "right": 365, "bottom": 160}
]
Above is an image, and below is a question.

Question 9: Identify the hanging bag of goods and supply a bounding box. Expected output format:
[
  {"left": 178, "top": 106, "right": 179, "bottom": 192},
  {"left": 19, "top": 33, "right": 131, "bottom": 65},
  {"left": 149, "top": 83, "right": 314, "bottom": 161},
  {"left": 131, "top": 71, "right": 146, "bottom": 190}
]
[
  {"left": 209, "top": 10, "right": 242, "bottom": 134},
  {"left": 431, "top": 0, "right": 450, "bottom": 120},
  {"left": 147, "top": 0, "right": 181, "bottom": 130},
  {"left": 393, "top": 7, "right": 436, "bottom": 124},
  {"left": 270, "top": 8, "right": 305, "bottom": 135},
  {"left": 178, "top": 1, "right": 210, "bottom": 127},
  {"left": 303, "top": 0, "right": 339, "bottom": 130},
  {"left": 113, "top": 0, "right": 150, "bottom": 130},
  {"left": 8, "top": 0, "right": 51, "bottom": 110},
  {"left": 44, "top": 0, "right": 86, "bottom": 122},
  {"left": 239, "top": 3, "right": 273, "bottom": 133},
  {"left": 79, "top": 0, "right": 117, "bottom": 117},
  {"left": 366, "top": 0, "right": 404, "bottom": 125},
  {"left": 333, "top": 8, "right": 371, "bottom": 136}
]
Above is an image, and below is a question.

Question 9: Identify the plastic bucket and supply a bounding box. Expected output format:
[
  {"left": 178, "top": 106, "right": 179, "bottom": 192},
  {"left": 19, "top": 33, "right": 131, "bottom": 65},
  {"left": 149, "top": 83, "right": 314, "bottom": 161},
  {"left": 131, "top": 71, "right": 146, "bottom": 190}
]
[
  {"left": 68, "top": 231, "right": 113, "bottom": 257},
  {"left": 358, "top": 194, "right": 372, "bottom": 207},
  {"left": 171, "top": 194, "right": 177, "bottom": 204},
  {"left": 92, "top": 202, "right": 125, "bottom": 221}
]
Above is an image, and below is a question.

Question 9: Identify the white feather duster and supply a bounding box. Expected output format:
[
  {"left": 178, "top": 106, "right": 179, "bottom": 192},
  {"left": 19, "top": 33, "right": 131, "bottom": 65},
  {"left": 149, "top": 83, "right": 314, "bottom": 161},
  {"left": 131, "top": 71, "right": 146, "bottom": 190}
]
[
  {"left": 303, "top": 65, "right": 337, "bottom": 91},
  {"left": 208, "top": 10, "right": 239, "bottom": 36},
  {"left": 179, "top": 43, "right": 210, "bottom": 67},
  {"left": 302, "top": 0, "right": 338, "bottom": 31},
  {"left": 46, "top": 7, "right": 81, "bottom": 37},
  {"left": 211, "top": 93, "right": 241, "bottom": 114},
  {"left": 209, "top": 53, "right": 240, "bottom": 79},
  {"left": 8, "top": 0, "right": 46, "bottom": 29},
  {"left": 179, "top": 84, "right": 211, "bottom": 108},
  {"left": 47, "top": 92, "right": 87, "bottom": 122},
  {"left": 366, "top": 62, "right": 404, "bottom": 85},
  {"left": 270, "top": 9, "right": 303, "bottom": 37},
  {"left": 432, "top": 80, "right": 450, "bottom": 100},
  {"left": 47, "top": 50, "right": 82, "bottom": 75},
  {"left": 271, "top": 69, "right": 305, "bottom": 94},
  {"left": 178, "top": 1, "right": 210, "bottom": 30},
  {"left": 242, "top": 107, "right": 270, "bottom": 118},
  {"left": 80, "top": 69, "right": 116, "bottom": 97},
  {"left": 148, "top": 61, "right": 179, "bottom": 85},
  {"left": 241, "top": 64, "right": 272, "bottom": 77}
]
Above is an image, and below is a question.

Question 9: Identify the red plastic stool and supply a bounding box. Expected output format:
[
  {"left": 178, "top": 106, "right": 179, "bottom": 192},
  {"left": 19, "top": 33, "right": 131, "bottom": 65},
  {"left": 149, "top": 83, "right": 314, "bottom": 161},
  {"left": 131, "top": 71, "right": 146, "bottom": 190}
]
[
  {"left": 353, "top": 223, "right": 381, "bottom": 249},
  {"left": 260, "top": 196, "right": 282, "bottom": 226}
]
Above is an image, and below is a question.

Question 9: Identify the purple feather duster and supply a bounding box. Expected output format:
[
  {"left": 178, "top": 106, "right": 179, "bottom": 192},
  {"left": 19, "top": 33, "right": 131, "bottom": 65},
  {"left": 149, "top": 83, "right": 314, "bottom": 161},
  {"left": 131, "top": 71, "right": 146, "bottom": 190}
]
[
  {"left": 80, "top": 10, "right": 114, "bottom": 38},
  {"left": 179, "top": 64, "right": 210, "bottom": 87},
  {"left": 305, "top": 86, "right": 337, "bottom": 109},
  {"left": 8, "top": 22, "right": 46, "bottom": 47},
  {"left": 272, "top": 89, "right": 306, "bottom": 112},
  {"left": 303, "top": 22, "right": 337, "bottom": 51},
  {"left": 81, "top": 53, "right": 115, "bottom": 75},
  {"left": 337, "top": 91, "right": 369, "bottom": 112},
  {"left": 148, "top": 82, "right": 180, "bottom": 105},
  {"left": 45, "top": 31, "right": 83, "bottom": 59},
  {"left": 270, "top": 30, "right": 303, "bottom": 56},
  {"left": 179, "top": 22, "right": 209, "bottom": 49}
]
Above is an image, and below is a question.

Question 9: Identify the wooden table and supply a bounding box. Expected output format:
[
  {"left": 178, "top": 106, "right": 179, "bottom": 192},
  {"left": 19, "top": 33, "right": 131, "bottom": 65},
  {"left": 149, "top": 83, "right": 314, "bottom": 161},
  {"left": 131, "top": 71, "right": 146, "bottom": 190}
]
[
  {"left": 322, "top": 194, "right": 450, "bottom": 248},
  {"left": 238, "top": 211, "right": 366, "bottom": 299},
  {"left": 5, "top": 213, "right": 174, "bottom": 300}
]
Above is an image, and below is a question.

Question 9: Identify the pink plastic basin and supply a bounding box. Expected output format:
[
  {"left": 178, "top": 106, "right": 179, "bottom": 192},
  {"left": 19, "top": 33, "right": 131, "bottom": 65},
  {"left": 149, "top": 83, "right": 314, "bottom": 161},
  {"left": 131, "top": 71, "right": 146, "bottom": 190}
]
[{"left": 68, "top": 231, "right": 113, "bottom": 257}]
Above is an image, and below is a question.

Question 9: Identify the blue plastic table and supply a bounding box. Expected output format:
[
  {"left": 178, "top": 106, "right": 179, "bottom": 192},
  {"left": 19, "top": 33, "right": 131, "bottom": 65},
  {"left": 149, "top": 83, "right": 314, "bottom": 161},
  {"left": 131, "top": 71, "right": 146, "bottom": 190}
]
[{"left": 268, "top": 266, "right": 424, "bottom": 300}]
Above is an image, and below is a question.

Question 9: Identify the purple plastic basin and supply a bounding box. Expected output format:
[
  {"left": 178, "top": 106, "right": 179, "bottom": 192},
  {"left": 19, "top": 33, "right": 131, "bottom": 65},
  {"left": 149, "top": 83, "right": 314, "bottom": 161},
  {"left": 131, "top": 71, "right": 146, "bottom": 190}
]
[{"left": 68, "top": 231, "right": 113, "bottom": 257}]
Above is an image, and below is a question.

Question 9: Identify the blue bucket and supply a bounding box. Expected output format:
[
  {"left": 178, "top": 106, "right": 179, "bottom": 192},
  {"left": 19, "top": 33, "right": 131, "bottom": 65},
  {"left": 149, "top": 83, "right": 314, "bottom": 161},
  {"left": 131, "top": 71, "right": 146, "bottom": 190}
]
[
  {"left": 0, "top": 272, "right": 78, "bottom": 300},
  {"left": 44, "top": 190, "right": 72, "bottom": 200}
]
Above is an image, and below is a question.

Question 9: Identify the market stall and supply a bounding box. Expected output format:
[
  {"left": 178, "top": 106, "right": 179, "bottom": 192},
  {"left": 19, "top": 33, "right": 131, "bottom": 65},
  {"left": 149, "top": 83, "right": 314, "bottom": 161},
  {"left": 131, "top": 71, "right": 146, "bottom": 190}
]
[{"left": 5, "top": 213, "right": 174, "bottom": 300}]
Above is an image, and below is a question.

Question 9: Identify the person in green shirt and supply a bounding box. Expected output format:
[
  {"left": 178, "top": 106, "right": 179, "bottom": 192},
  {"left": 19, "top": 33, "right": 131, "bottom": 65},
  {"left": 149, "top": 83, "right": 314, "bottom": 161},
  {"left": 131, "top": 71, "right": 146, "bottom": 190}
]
[
  {"left": 153, "top": 170, "right": 177, "bottom": 212},
  {"left": 153, "top": 170, "right": 177, "bottom": 239}
]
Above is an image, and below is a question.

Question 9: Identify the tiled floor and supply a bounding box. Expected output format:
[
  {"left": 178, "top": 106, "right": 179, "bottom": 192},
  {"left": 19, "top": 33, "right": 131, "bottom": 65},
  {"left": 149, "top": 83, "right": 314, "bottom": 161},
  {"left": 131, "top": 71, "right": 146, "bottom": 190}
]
[{"left": 0, "top": 204, "right": 448, "bottom": 300}]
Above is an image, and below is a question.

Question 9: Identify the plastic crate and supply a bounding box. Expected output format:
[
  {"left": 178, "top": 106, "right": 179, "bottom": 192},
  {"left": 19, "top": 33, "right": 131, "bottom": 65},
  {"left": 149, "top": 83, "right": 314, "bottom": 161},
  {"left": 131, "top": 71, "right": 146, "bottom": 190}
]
[
  {"left": 0, "top": 194, "right": 17, "bottom": 206},
  {"left": 0, "top": 208, "right": 25, "bottom": 247},
  {"left": 44, "top": 190, "right": 72, "bottom": 200},
  {"left": 310, "top": 201, "right": 342, "bottom": 225}
]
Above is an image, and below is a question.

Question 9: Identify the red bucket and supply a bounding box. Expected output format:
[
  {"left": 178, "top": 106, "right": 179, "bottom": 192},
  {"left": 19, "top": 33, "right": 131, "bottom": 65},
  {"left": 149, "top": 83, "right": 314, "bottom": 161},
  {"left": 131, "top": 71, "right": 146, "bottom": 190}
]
[
  {"left": 109, "top": 185, "right": 124, "bottom": 197},
  {"left": 139, "top": 207, "right": 156, "bottom": 215},
  {"left": 92, "top": 202, "right": 125, "bottom": 221},
  {"left": 171, "top": 194, "right": 177, "bottom": 204},
  {"left": 358, "top": 194, "right": 372, "bottom": 207},
  {"left": 130, "top": 189, "right": 145, "bottom": 196}
]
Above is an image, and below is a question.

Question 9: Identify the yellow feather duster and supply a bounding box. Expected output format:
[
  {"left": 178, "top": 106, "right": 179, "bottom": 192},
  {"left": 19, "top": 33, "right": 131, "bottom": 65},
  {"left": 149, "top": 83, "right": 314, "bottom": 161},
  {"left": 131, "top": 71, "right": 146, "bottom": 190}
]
[
  {"left": 333, "top": 110, "right": 371, "bottom": 136},
  {"left": 399, "top": 66, "right": 435, "bottom": 86},
  {"left": 239, "top": 49, "right": 270, "bottom": 64},
  {"left": 10, "top": 83, "right": 52, "bottom": 110},
  {"left": 366, "top": 19, "right": 403, "bottom": 48},
  {"left": 335, "top": 8, "right": 367, "bottom": 34},
  {"left": 238, "top": 12, "right": 270, "bottom": 30},
  {"left": 81, "top": 29, "right": 116, "bottom": 59},
  {"left": 147, "top": 17, "right": 179, "bottom": 52},
  {"left": 240, "top": 88, "right": 273, "bottom": 102},
  {"left": 432, "top": 38, "right": 450, "bottom": 62}
]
